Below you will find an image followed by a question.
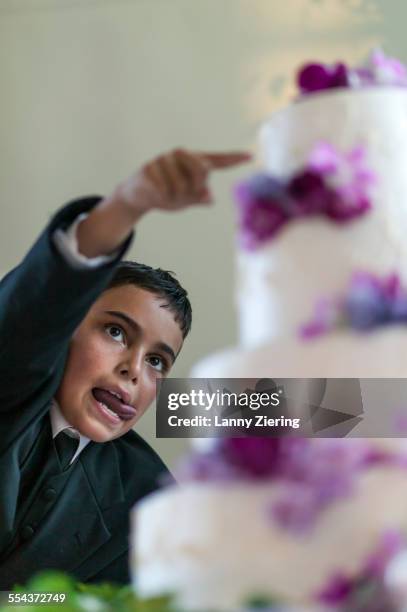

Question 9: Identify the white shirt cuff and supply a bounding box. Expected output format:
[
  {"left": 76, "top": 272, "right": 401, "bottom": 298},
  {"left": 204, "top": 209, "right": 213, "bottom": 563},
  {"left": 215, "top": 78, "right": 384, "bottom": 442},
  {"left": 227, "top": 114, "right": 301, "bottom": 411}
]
[{"left": 53, "top": 212, "right": 119, "bottom": 268}]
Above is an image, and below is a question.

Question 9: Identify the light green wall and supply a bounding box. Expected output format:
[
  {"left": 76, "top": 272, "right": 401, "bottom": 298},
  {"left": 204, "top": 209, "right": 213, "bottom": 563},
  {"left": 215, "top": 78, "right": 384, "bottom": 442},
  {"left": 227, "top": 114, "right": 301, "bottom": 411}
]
[{"left": 0, "top": 0, "right": 404, "bottom": 468}]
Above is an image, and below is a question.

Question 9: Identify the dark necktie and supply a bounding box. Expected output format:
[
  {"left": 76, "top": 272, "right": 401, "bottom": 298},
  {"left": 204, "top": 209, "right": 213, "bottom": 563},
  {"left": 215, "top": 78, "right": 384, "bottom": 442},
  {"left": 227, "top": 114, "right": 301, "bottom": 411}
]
[{"left": 54, "top": 430, "right": 79, "bottom": 470}]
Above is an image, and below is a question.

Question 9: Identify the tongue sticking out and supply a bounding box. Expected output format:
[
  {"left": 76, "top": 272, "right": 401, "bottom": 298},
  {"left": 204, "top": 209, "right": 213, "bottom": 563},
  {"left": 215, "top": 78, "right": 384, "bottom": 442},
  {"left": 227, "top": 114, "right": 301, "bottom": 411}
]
[{"left": 92, "top": 388, "right": 136, "bottom": 421}]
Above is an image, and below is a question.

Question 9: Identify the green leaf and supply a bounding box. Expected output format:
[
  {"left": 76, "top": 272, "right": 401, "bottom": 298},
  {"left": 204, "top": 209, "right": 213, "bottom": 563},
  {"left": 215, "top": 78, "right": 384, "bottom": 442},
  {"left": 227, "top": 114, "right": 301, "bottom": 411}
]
[
  {"left": 244, "top": 593, "right": 280, "bottom": 608},
  {"left": 136, "top": 594, "right": 176, "bottom": 611},
  {"left": 0, "top": 571, "right": 176, "bottom": 612},
  {"left": 19, "top": 570, "right": 76, "bottom": 593}
]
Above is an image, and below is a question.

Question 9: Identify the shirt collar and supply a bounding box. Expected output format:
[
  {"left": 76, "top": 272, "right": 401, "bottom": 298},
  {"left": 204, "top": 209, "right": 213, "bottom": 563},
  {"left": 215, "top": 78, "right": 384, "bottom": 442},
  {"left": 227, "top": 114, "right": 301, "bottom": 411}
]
[{"left": 50, "top": 399, "right": 91, "bottom": 463}]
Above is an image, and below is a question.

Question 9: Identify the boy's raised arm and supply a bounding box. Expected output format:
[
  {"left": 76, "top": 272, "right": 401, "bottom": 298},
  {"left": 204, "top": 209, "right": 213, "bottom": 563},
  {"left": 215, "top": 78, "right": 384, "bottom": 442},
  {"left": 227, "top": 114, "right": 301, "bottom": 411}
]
[
  {"left": 76, "top": 148, "right": 251, "bottom": 257},
  {"left": 0, "top": 148, "right": 250, "bottom": 412}
]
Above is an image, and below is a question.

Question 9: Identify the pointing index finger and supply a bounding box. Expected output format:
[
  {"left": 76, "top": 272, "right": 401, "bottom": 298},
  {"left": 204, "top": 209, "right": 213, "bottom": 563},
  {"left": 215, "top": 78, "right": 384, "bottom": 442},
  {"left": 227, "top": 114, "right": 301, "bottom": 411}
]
[{"left": 198, "top": 151, "right": 253, "bottom": 169}]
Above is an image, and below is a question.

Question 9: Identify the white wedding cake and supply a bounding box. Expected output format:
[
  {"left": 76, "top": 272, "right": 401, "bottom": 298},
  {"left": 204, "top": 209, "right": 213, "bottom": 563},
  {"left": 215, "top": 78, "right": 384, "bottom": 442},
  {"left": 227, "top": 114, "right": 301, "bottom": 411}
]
[
  {"left": 193, "top": 87, "right": 407, "bottom": 379},
  {"left": 131, "top": 51, "right": 407, "bottom": 611}
]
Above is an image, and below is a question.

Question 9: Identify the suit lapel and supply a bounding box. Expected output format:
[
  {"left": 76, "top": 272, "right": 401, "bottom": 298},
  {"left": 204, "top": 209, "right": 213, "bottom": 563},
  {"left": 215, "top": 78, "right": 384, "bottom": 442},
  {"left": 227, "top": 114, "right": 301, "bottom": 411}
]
[
  {"left": 80, "top": 439, "right": 125, "bottom": 511},
  {"left": 69, "top": 440, "right": 129, "bottom": 581}
]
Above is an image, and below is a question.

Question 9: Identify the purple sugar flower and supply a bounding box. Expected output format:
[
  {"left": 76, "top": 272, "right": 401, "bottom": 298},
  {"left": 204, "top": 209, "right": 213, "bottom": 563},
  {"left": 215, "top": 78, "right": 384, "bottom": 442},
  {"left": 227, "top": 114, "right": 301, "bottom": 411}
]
[
  {"left": 300, "top": 272, "right": 407, "bottom": 338},
  {"left": 299, "top": 298, "right": 343, "bottom": 339},
  {"left": 271, "top": 483, "right": 322, "bottom": 533},
  {"left": 296, "top": 49, "right": 407, "bottom": 95},
  {"left": 309, "top": 142, "right": 376, "bottom": 184},
  {"left": 364, "top": 530, "right": 405, "bottom": 578},
  {"left": 297, "top": 61, "right": 349, "bottom": 93},
  {"left": 344, "top": 272, "right": 405, "bottom": 330},
  {"left": 234, "top": 179, "right": 290, "bottom": 250},
  {"left": 238, "top": 174, "right": 288, "bottom": 202},
  {"left": 218, "top": 438, "right": 284, "bottom": 478},
  {"left": 176, "top": 437, "right": 311, "bottom": 483},
  {"left": 317, "top": 572, "right": 354, "bottom": 605},
  {"left": 235, "top": 142, "right": 374, "bottom": 249},
  {"left": 299, "top": 319, "right": 331, "bottom": 339},
  {"left": 269, "top": 440, "right": 374, "bottom": 533},
  {"left": 318, "top": 575, "right": 398, "bottom": 611},
  {"left": 287, "top": 170, "right": 335, "bottom": 216},
  {"left": 309, "top": 142, "right": 375, "bottom": 221},
  {"left": 325, "top": 192, "right": 371, "bottom": 222},
  {"left": 299, "top": 297, "right": 343, "bottom": 339},
  {"left": 344, "top": 287, "right": 390, "bottom": 331},
  {"left": 382, "top": 273, "right": 403, "bottom": 300},
  {"left": 316, "top": 531, "right": 405, "bottom": 610},
  {"left": 391, "top": 299, "right": 407, "bottom": 321},
  {"left": 176, "top": 437, "right": 406, "bottom": 541},
  {"left": 349, "top": 66, "right": 376, "bottom": 87},
  {"left": 308, "top": 141, "right": 343, "bottom": 175},
  {"left": 369, "top": 48, "right": 407, "bottom": 87},
  {"left": 174, "top": 451, "right": 239, "bottom": 482}
]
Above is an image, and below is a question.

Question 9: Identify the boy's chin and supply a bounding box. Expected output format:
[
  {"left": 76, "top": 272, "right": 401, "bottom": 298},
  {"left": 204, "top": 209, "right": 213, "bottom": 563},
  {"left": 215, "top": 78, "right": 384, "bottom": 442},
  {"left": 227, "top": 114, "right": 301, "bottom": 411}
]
[
  {"left": 63, "top": 410, "right": 124, "bottom": 442},
  {"left": 81, "top": 395, "right": 134, "bottom": 441}
]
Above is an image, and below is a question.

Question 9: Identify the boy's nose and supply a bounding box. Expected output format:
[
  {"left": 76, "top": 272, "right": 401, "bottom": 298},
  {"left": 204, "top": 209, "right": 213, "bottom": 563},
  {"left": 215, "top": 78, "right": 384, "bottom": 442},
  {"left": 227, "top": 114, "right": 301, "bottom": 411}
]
[{"left": 118, "top": 353, "right": 143, "bottom": 382}]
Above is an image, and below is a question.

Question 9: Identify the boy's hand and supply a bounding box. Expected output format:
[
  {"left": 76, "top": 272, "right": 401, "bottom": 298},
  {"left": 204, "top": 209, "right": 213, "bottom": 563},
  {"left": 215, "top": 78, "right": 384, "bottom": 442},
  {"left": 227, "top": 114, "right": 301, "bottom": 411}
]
[
  {"left": 76, "top": 148, "right": 252, "bottom": 258},
  {"left": 112, "top": 148, "right": 252, "bottom": 218}
]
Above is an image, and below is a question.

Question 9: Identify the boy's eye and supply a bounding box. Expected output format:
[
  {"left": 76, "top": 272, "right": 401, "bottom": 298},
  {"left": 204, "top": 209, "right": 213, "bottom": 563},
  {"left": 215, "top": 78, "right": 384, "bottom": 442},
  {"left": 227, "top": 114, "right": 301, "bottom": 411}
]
[
  {"left": 105, "top": 324, "right": 126, "bottom": 344},
  {"left": 147, "top": 355, "right": 168, "bottom": 373}
]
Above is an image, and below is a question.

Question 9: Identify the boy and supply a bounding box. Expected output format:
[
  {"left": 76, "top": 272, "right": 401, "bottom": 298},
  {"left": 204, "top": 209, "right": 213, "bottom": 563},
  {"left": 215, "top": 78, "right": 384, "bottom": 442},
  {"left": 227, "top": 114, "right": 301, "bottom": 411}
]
[{"left": 0, "top": 147, "right": 251, "bottom": 588}]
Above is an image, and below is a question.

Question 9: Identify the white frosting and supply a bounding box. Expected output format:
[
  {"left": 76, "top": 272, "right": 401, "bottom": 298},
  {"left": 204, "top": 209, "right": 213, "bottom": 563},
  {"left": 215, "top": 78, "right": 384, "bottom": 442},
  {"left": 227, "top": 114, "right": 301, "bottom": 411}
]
[
  {"left": 132, "top": 463, "right": 407, "bottom": 610},
  {"left": 191, "top": 326, "right": 407, "bottom": 378},
  {"left": 238, "top": 88, "right": 407, "bottom": 347}
]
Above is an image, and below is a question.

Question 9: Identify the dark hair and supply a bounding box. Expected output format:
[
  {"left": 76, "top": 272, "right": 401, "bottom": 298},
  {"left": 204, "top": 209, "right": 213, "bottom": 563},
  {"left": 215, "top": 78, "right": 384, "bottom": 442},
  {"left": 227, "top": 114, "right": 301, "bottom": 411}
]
[{"left": 106, "top": 261, "right": 192, "bottom": 339}]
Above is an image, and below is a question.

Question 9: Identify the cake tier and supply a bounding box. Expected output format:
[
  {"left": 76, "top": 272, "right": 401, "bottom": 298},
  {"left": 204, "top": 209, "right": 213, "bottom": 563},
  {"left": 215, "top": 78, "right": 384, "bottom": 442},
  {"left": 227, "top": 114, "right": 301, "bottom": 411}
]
[
  {"left": 191, "top": 327, "right": 407, "bottom": 378},
  {"left": 133, "top": 462, "right": 407, "bottom": 610},
  {"left": 238, "top": 88, "right": 407, "bottom": 348}
]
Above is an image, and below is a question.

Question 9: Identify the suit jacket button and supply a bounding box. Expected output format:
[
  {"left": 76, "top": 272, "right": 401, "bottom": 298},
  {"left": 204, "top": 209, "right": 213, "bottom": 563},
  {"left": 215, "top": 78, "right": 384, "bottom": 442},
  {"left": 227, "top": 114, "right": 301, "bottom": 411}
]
[
  {"left": 43, "top": 488, "right": 57, "bottom": 501},
  {"left": 21, "top": 525, "right": 35, "bottom": 540}
]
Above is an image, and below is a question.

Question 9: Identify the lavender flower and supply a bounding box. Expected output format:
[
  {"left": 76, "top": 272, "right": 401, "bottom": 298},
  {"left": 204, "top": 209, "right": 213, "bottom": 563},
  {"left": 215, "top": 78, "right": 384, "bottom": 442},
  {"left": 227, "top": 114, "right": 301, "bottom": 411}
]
[
  {"left": 368, "top": 48, "right": 407, "bottom": 87},
  {"left": 270, "top": 440, "right": 371, "bottom": 533},
  {"left": 300, "top": 271, "right": 407, "bottom": 338},
  {"left": 308, "top": 143, "right": 375, "bottom": 221},
  {"left": 297, "top": 49, "right": 407, "bottom": 96},
  {"left": 344, "top": 283, "right": 390, "bottom": 331},
  {"left": 178, "top": 438, "right": 305, "bottom": 482},
  {"left": 235, "top": 142, "right": 374, "bottom": 249},
  {"left": 316, "top": 530, "right": 405, "bottom": 611},
  {"left": 217, "top": 437, "right": 284, "bottom": 478},
  {"left": 175, "top": 438, "right": 398, "bottom": 534},
  {"left": 299, "top": 297, "right": 343, "bottom": 339},
  {"left": 271, "top": 483, "right": 322, "bottom": 533},
  {"left": 317, "top": 572, "right": 354, "bottom": 605},
  {"left": 364, "top": 530, "right": 405, "bottom": 578},
  {"left": 235, "top": 177, "right": 288, "bottom": 250}
]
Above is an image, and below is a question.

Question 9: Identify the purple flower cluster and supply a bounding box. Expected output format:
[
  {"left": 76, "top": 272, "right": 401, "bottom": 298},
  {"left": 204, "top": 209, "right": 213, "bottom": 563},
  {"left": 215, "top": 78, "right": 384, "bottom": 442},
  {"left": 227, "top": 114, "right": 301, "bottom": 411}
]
[
  {"left": 316, "top": 530, "right": 405, "bottom": 611},
  {"left": 298, "top": 48, "right": 407, "bottom": 95},
  {"left": 270, "top": 439, "right": 383, "bottom": 533},
  {"left": 300, "top": 271, "right": 407, "bottom": 339},
  {"left": 235, "top": 142, "right": 375, "bottom": 250},
  {"left": 176, "top": 438, "right": 290, "bottom": 482},
  {"left": 298, "top": 61, "right": 349, "bottom": 93},
  {"left": 176, "top": 438, "right": 397, "bottom": 534}
]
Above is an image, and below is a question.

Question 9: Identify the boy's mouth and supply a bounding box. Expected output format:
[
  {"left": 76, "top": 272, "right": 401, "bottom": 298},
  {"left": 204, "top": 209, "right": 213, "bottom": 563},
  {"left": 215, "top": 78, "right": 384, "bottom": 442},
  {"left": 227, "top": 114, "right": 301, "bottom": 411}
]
[{"left": 92, "top": 388, "right": 136, "bottom": 421}]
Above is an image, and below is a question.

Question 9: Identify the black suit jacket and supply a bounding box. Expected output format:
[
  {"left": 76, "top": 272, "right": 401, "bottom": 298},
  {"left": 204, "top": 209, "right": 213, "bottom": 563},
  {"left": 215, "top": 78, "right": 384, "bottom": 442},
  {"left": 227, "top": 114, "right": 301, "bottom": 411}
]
[{"left": 0, "top": 198, "right": 172, "bottom": 589}]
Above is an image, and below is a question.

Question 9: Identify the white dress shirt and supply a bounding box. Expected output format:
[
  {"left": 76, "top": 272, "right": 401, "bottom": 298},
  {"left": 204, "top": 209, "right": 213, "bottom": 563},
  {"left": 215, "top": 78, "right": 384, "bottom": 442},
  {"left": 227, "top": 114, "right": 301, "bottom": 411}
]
[
  {"left": 49, "top": 400, "right": 91, "bottom": 465},
  {"left": 49, "top": 210, "right": 119, "bottom": 463}
]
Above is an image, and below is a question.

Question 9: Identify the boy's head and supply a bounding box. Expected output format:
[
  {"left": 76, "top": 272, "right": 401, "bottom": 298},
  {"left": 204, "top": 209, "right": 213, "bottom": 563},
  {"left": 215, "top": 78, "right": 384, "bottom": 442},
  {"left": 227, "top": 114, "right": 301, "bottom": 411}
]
[{"left": 55, "top": 261, "right": 191, "bottom": 442}]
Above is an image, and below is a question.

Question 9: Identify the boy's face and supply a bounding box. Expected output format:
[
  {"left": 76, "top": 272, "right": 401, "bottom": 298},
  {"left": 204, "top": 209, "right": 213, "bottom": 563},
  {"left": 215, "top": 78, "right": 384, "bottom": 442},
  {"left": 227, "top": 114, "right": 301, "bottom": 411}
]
[{"left": 55, "top": 285, "right": 184, "bottom": 442}]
